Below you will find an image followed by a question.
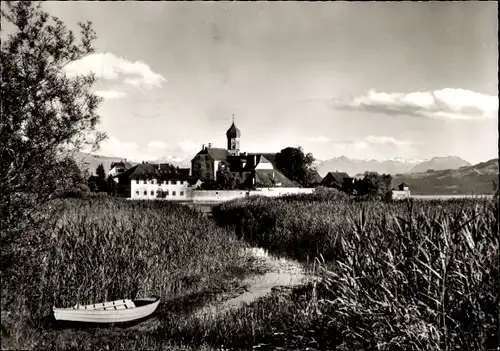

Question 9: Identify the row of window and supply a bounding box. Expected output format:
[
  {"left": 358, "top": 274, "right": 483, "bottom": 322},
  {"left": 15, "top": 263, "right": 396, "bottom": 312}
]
[
  {"left": 135, "top": 179, "right": 186, "bottom": 185},
  {"left": 135, "top": 190, "right": 185, "bottom": 196}
]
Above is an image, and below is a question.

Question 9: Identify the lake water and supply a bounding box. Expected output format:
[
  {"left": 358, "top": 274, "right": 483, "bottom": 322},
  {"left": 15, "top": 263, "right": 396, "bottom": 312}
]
[
  {"left": 194, "top": 247, "right": 313, "bottom": 319},
  {"left": 411, "top": 195, "right": 495, "bottom": 200}
]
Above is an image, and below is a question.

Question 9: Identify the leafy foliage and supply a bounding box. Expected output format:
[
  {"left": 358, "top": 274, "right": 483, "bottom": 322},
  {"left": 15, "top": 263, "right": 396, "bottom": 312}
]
[
  {"left": 216, "top": 169, "right": 241, "bottom": 190},
  {"left": 95, "top": 163, "right": 105, "bottom": 179},
  {"left": 275, "top": 146, "right": 316, "bottom": 187},
  {"left": 1, "top": 1, "right": 106, "bottom": 243},
  {"left": 353, "top": 171, "right": 393, "bottom": 201}
]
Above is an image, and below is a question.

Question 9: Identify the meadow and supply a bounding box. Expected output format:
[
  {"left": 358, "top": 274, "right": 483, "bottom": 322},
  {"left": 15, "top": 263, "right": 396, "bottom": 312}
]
[{"left": 2, "top": 192, "right": 499, "bottom": 350}]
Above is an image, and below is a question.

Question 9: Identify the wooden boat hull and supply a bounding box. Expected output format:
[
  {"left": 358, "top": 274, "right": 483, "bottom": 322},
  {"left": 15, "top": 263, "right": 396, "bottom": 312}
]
[{"left": 53, "top": 297, "right": 160, "bottom": 324}]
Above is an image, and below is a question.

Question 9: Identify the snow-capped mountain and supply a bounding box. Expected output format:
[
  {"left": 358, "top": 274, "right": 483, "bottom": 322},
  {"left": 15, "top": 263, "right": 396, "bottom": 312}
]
[
  {"left": 315, "top": 155, "right": 470, "bottom": 177},
  {"left": 150, "top": 155, "right": 191, "bottom": 168},
  {"left": 409, "top": 156, "right": 472, "bottom": 173}
]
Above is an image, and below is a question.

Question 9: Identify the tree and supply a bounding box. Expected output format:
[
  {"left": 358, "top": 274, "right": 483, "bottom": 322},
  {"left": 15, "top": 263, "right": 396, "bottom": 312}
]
[
  {"left": 275, "top": 146, "right": 316, "bottom": 187},
  {"left": 96, "top": 163, "right": 106, "bottom": 180},
  {"left": 1, "top": 1, "right": 106, "bottom": 243},
  {"left": 95, "top": 163, "right": 108, "bottom": 192},
  {"left": 56, "top": 156, "right": 90, "bottom": 198},
  {"left": 107, "top": 175, "right": 117, "bottom": 196},
  {"left": 354, "top": 172, "right": 393, "bottom": 201},
  {"left": 216, "top": 169, "right": 240, "bottom": 190}
]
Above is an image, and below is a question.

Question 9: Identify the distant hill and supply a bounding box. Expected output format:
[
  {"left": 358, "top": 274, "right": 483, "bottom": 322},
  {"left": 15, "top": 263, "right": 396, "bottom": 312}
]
[
  {"left": 73, "top": 152, "right": 138, "bottom": 175},
  {"left": 409, "top": 156, "right": 471, "bottom": 173},
  {"left": 316, "top": 156, "right": 424, "bottom": 177},
  {"left": 392, "top": 158, "right": 499, "bottom": 195},
  {"left": 73, "top": 152, "right": 191, "bottom": 176}
]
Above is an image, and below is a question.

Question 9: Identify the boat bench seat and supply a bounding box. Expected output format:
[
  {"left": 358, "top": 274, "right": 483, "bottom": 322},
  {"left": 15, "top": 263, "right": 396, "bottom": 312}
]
[{"left": 73, "top": 299, "right": 136, "bottom": 310}]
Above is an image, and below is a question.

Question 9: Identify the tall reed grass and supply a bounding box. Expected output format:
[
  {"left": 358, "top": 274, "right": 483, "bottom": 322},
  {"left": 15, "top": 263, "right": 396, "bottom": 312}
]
[
  {"left": 2, "top": 198, "right": 252, "bottom": 349},
  {"left": 211, "top": 195, "right": 499, "bottom": 350}
]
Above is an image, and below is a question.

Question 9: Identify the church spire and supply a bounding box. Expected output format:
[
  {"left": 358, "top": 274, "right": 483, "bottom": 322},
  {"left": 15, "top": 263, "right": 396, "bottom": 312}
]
[{"left": 226, "top": 114, "right": 241, "bottom": 155}]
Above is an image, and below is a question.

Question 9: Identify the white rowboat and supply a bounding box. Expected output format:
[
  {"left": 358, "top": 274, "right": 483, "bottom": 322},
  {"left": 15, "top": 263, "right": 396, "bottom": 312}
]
[{"left": 52, "top": 296, "right": 160, "bottom": 324}]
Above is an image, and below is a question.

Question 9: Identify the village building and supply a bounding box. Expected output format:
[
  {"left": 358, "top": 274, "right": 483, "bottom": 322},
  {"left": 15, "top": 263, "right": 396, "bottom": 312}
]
[
  {"left": 113, "top": 163, "right": 198, "bottom": 199},
  {"left": 190, "top": 119, "right": 298, "bottom": 188},
  {"left": 320, "top": 171, "right": 353, "bottom": 190},
  {"left": 108, "top": 160, "right": 134, "bottom": 180},
  {"left": 112, "top": 119, "right": 300, "bottom": 199},
  {"left": 392, "top": 182, "right": 411, "bottom": 200}
]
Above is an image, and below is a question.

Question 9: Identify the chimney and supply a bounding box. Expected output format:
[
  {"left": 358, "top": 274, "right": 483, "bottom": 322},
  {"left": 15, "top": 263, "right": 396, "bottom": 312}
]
[{"left": 202, "top": 144, "right": 205, "bottom": 150}]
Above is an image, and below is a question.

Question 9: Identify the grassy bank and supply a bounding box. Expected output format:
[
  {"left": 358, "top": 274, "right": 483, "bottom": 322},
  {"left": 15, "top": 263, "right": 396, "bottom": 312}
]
[
  {"left": 210, "top": 194, "right": 500, "bottom": 350},
  {"left": 1, "top": 198, "right": 256, "bottom": 350}
]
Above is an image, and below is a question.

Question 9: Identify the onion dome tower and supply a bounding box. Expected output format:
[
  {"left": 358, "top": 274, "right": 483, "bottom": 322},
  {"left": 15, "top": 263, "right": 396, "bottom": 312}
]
[{"left": 226, "top": 114, "right": 240, "bottom": 156}]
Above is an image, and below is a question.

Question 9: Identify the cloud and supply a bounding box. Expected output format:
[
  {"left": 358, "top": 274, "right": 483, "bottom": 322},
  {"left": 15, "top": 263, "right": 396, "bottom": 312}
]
[
  {"left": 306, "top": 136, "right": 331, "bottom": 143},
  {"left": 177, "top": 140, "right": 199, "bottom": 153},
  {"left": 337, "top": 88, "right": 498, "bottom": 121},
  {"left": 95, "top": 90, "right": 127, "bottom": 99},
  {"left": 364, "top": 135, "right": 413, "bottom": 146},
  {"left": 330, "top": 135, "right": 413, "bottom": 151},
  {"left": 146, "top": 139, "right": 200, "bottom": 158},
  {"left": 99, "top": 137, "right": 140, "bottom": 156},
  {"left": 64, "top": 52, "right": 166, "bottom": 89},
  {"left": 147, "top": 140, "right": 168, "bottom": 149}
]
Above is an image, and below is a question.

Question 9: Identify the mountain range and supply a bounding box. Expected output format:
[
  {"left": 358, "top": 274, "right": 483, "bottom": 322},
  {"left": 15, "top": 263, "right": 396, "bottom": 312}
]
[
  {"left": 73, "top": 152, "right": 190, "bottom": 175},
  {"left": 392, "top": 158, "right": 499, "bottom": 195},
  {"left": 315, "top": 156, "right": 472, "bottom": 177}
]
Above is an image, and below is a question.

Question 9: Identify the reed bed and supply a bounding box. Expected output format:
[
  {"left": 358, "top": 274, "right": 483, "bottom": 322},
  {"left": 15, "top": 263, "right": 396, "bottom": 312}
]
[
  {"left": 3, "top": 195, "right": 498, "bottom": 350},
  {"left": 2, "top": 198, "right": 252, "bottom": 349},
  {"left": 210, "top": 195, "right": 499, "bottom": 350}
]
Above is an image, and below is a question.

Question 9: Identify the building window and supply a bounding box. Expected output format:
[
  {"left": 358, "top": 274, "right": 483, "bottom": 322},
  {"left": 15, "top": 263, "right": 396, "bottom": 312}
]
[
  {"left": 136, "top": 191, "right": 139, "bottom": 195},
  {"left": 143, "top": 191, "right": 147, "bottom": 195},
  {"left": 150, "top": 190, "right": 154, "bottom": 195},
  {"left": 165, "top": 190, "right": 169, "bottom": 196},
  {"left": 180, "top": 191, "right": 184, "bottom": 196},
  {"left": 151, "top": 179, "right": 155, "bottom": 184},
  {"left": 136, "top": 180, "right": 139, "bottom": 184},
  {"left": 172, "top": 191, "right": 176, "bottom": 196}
]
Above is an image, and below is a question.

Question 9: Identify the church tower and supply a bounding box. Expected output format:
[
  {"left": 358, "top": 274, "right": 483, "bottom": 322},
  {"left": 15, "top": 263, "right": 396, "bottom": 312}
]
[{"left": 226, "top": 114, "right": 241, "bottom": 156}]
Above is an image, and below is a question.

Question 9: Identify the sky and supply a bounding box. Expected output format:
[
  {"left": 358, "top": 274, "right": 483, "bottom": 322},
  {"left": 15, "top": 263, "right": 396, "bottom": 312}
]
[{"left": 17, "top": 2, "right": 500, "bottom": 163}]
